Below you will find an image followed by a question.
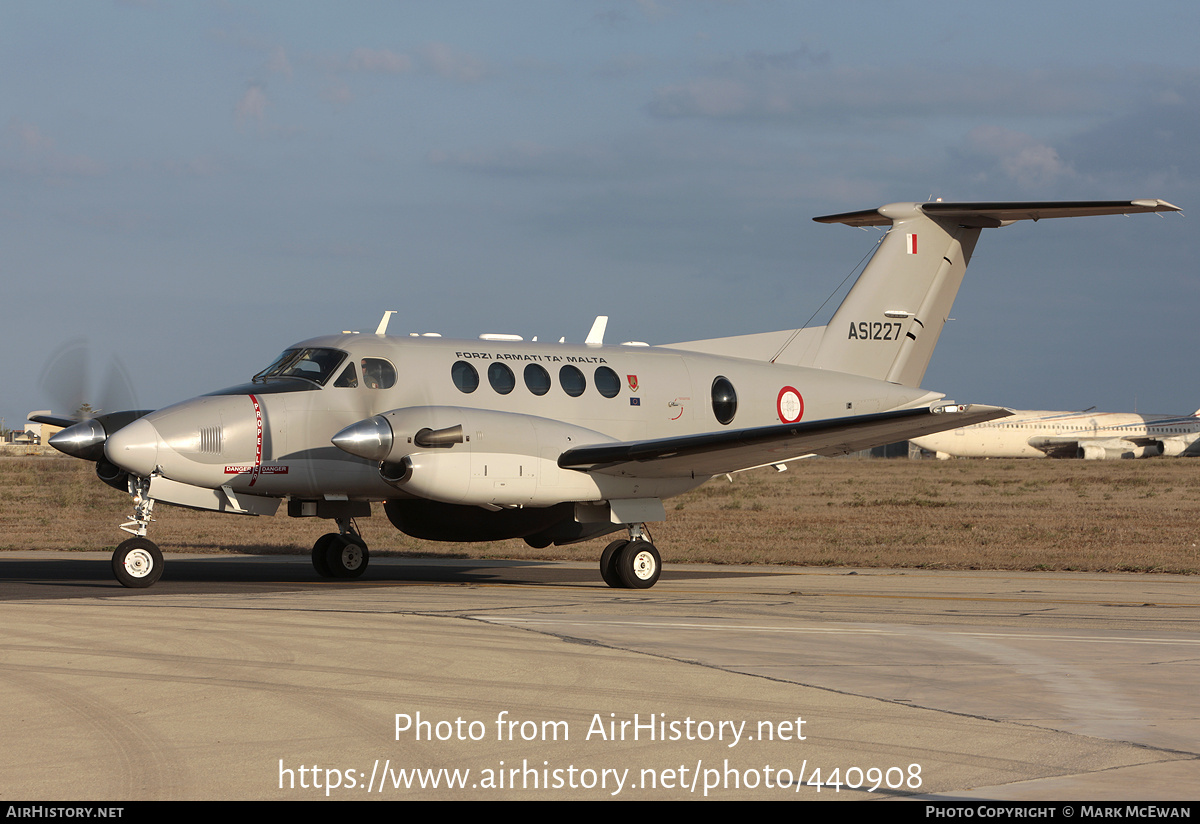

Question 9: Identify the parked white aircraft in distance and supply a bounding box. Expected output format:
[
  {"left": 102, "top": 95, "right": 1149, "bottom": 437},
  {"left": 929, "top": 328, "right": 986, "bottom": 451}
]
[{"left": 911, "top": 408, "right": 1200, "bottom": 459}]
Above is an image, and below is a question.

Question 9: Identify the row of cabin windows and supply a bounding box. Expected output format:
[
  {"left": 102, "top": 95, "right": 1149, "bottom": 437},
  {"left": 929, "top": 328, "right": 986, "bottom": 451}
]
[
  {"left": 254, "top": 349, "right": 739, "bottom": 424},
  {"left": 450, "top": 360, "right": 740, "bottom": 426},
  {"left": 452, "top": 361, "right": 622, "bottom": 399}
]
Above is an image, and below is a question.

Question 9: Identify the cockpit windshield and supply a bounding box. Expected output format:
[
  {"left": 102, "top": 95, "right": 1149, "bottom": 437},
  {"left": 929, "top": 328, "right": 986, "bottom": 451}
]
[{"left": 252, "top": 348, "right": 348, "bottom": 386}]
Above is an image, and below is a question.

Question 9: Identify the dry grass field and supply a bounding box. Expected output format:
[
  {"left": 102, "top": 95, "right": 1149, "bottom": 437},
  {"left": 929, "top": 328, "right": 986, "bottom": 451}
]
[{"left": 2, "top": 455, "right": 1198, "bottom": 574}]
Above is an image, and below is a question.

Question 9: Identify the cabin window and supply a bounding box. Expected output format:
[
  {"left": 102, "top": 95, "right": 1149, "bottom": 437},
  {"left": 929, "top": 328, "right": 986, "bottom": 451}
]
[
  {"left": 594, "top": 366, "right": 620, "bottom": 398},
  {"left": 711, "top": 376, "right": 737, "bottom": 425},
  {"left": 524, "top": 364, "right": 551, "bottom": 396},
  {"left": 451, "top": 361, "right": 479, "bottom": 393},
  {"left": 560, "top": 365, "right": 586, "bottom": 397},
  {"left": 362, "top": 358, "right": 396, "bottom": 389},
  {"left": 488, "top": 362, "right": 516, "bottom": 395}
]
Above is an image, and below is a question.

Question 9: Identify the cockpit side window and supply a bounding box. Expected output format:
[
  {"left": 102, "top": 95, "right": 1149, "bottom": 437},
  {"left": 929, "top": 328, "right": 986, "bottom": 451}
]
[
  {"left": 253, "top": 348, "right": 348, "bottom": 387},
  {"left": 334, "top": 362, "right": 358, "bottom": 388},
  {"left": 362, "top": 358, "right": 396, "bottom": 389}
]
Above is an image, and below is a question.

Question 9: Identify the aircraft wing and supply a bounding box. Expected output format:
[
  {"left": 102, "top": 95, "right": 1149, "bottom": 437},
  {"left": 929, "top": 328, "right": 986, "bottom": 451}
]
[
  {"left": 1025, "top": 437, "right": 1087, "bottom": 459},
  {"left": 559, "top": 404, "right": 1010, "bottom": 479},
  {"left": 29, "top": 412, "right": 78, "bottom": 428}
]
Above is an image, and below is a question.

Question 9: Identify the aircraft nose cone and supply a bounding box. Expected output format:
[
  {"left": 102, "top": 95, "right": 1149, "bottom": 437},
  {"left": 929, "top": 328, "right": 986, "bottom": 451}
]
[
  {"left": 331, "top": 416, "right": 393, "bottom": 461},
  {"left": 49, "top": 419, "right": 108, "bottom": 461},
  {"left": 105, "top": 417, "right": 161, "bottom": 477}
]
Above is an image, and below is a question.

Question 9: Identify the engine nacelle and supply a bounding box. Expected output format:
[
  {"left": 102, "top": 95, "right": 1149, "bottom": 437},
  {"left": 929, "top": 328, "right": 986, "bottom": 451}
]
[
  {"left": 334, "top": 406, "right": 708, "bottom": 507},
  {"left": 1081, "top": 442, "right": 1162, "bottom": 460},
  {"left": 95, "top": 459, "right": 129, "bottom": 492},
  {"left": 335, "top": 407, "right": 617, "bottom": 506},
  {"left": 1158, "top": 439, "right": 1193, "bottom": 457}
]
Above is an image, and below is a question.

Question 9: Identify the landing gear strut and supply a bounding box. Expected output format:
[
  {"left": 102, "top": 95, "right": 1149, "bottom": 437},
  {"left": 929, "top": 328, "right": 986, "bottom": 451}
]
[
  {"left": 312, "top": 517, "right": 369, "bottom": 579},
  {"left": 599, "top": 523, "right": 661, "bottom": 589}
]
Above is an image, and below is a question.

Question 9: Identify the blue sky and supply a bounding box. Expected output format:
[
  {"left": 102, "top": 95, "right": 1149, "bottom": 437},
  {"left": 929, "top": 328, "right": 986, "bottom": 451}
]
[{"left": 4, "top": 0, "right": 1197, "bottom": 430}]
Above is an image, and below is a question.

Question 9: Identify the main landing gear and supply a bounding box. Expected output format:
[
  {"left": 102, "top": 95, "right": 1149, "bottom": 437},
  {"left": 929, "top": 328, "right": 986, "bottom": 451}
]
[
  {"left": 311, "top": 517, "right": 369, "bottom": 579},
  {"left": 599, "top": 523, "right": 661, "bottom": 589}
]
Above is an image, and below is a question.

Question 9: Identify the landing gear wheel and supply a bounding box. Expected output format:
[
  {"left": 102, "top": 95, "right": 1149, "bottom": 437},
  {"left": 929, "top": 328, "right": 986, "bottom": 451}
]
[
  {"left": 112, "top": 538, "right": 164, "bottom": 588},
  {"left": 312, "top": 533, "right": 338, "bottom": 578},
  {"left": 616, "top": 540, "right": 660, "bottom": 589},
  {"left": 326, "top": 535, "right": 369, "bottom": 578},
  {"left": 599, "top": 540, "right": 628, "bottom": 588}
]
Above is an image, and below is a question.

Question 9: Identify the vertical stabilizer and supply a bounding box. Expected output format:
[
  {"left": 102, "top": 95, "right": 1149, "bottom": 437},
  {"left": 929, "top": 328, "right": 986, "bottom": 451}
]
[
  {"left": 665, "top": 199, "right": 1179, "bottom": 378},
  {"left": 776, "top": 199, "right": 1181, "bottom": 386},
  {"left": 804, "top": 203, "right": 980, "bottom": 386}
]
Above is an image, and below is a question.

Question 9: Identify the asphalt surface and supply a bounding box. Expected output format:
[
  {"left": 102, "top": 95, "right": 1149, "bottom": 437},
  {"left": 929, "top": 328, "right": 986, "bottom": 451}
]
[{"left": 1, "top": 552, "right": 1196, "bottom": 800}]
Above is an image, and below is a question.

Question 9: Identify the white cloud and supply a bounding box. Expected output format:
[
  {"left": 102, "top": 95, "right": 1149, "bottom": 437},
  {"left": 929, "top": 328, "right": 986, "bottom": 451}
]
[
  {"left": 961, "top": 125, "right": 1074, "bottom": 188},
  {"left": 235, "top": 84, "right": 268, "bottom": 126},
  {"left": 347, "top": 47, "right": 412, "bottom": 74},
  {"left": 418, "top": 43, "right": 488, "bottom": 83},
  {"left": 7, "top": 120, "right": 105, "bottom": 179},
  {"left": 268, "top": 45, "right": 293, "bottom": 80}
]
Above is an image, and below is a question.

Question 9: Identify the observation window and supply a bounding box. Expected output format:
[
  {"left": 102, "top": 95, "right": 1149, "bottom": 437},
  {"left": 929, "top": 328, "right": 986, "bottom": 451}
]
[
  {"left": 559, "top": 365, "right": 586, "bottom": 397},
  {"left": 594, "top": 366, "right": 620, "bottom": 398},
  {"left": 524, "top": 364, "right": 551, "bottom": 396},
  {"left": 488, "top": 362, "right": 516, "bottom": 395},
  {"left": 451, "top": 361, "right": 479, "bottom": 393},
  {"left": 711, "top": 376, "right": 737, "bottom": 425}
]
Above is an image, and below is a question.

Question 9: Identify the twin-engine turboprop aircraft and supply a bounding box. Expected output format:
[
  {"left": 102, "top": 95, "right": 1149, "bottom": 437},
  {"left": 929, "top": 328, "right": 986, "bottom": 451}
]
[{"left": 36, "top": 199, "right": 1180, "bottom": 588}]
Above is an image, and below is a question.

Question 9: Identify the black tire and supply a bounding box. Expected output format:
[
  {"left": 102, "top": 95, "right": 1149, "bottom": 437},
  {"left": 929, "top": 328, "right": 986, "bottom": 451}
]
[
  {"left": 599, "top": 539, "right": 628, "bottom": 588},
  {"left": 326, "top": 535, "right": 369, "bottom": 578},
  {"left": 312, "top": 533, "right": 338, "bottom": 577},
  {"left": 616, "top": 540, "right": 660, "bottom": 589},
  {"left": 112, "top": 538, "right": 164, "bottom": 588}
]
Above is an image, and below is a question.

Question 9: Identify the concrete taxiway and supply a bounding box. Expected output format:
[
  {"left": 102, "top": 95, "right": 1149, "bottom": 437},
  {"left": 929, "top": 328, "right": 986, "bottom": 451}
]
[{"left": 1, "top": 552, "right": 1196, "bottom": 800}]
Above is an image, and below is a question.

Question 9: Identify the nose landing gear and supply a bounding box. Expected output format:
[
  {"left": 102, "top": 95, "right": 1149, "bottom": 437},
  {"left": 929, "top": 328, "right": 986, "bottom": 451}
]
[
  {"left": 111, "top": 476, "right": 164, "bottom": 588},
  {"left": 112, "top": 537, "right": 164, "bottom": 588}
]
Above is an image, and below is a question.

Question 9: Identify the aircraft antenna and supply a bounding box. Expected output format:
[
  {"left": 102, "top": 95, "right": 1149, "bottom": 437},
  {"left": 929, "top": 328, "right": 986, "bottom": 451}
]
[
  {"left": 376, "top": 310, "right": 398, "bottom": 335},
  {"left": 770, "top": 234, "right": 883, "bottom": 363},
  {"left": 585, "top": 315, "right": 608, "bottom": 346}
]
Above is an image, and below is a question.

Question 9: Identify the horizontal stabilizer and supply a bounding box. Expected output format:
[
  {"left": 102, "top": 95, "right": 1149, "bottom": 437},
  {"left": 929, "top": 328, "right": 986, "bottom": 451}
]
[
  {"left": 814, "top": 199, "right": 1181, "bottom": 228},
  {"left": 559, "top": 404, "right": 1010, "bottom": 479}
]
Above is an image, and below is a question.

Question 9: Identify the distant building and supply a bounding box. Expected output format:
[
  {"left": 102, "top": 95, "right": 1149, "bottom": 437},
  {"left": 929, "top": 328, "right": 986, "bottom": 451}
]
[{"left": 14, "top": 413, "right": 63, "bottom": 446}]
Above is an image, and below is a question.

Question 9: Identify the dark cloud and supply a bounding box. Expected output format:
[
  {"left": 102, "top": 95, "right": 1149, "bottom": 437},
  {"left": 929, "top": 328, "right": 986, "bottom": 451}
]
[{"left": 1065, "top": 87, "right": 1200, "bottom": 188}]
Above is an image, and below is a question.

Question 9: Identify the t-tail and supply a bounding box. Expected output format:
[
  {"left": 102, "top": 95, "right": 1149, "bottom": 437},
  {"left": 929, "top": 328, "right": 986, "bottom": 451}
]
[{"left": 667, "top": 199, "right": 1181, "bottom": 386}]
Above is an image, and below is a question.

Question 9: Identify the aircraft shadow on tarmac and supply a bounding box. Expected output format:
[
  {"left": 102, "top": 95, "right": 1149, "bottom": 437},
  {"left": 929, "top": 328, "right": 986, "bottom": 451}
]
[{"left": 0, "top": 555, "right": 762, "bottom": 599}]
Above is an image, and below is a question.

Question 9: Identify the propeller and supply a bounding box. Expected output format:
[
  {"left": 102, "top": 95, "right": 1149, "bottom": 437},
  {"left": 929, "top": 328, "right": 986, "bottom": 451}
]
[
  {"left": 39, "top": 338, "right": 140, "bottom": 421},
  {"left": 36, "top": 338, "right": 150, "bottom": 462}
]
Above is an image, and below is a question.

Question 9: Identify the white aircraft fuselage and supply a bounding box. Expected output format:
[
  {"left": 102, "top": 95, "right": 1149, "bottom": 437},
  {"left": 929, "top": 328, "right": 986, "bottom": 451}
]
[
  {"left": 107, "top": 334, "right": 942, "bottom": 505},
  {"left": 912, "top": 409, "right": 1200, "bottom": 459}
]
